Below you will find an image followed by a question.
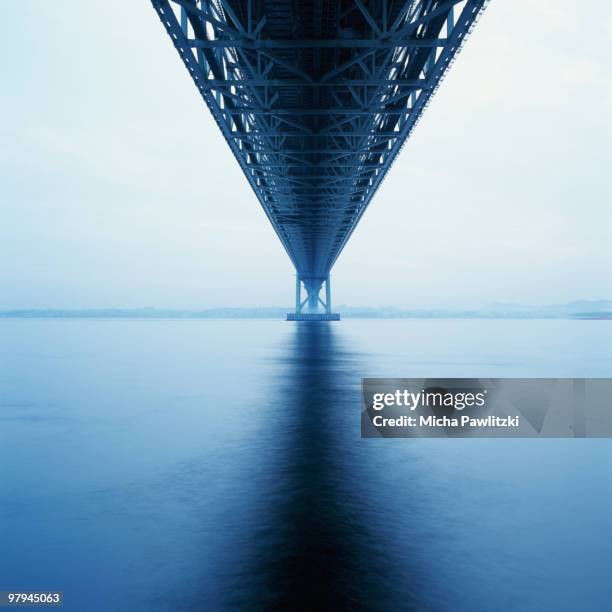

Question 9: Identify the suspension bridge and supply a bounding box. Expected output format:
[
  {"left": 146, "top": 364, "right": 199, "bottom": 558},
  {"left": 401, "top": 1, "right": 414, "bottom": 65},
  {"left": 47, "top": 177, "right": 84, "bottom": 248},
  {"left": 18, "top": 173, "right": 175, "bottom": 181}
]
[{"left": 151, "top": 0, "right": 487, "bottom": 320}]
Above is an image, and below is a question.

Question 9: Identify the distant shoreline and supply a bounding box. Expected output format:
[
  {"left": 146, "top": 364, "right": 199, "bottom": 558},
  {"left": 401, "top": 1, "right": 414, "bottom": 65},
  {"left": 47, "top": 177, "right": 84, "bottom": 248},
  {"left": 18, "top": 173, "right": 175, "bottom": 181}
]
[{"left": 1, "top": 306, "right": 611, "bottom": 321}]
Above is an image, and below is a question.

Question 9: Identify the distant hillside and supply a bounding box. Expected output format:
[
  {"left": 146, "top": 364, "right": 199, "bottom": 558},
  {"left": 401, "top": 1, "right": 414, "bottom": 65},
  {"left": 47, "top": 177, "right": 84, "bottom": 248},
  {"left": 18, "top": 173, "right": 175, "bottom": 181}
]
[
  {"left": 337, "top": 301, "right": 612, "bottom": 319},
  {"left": 1, "top": 301, "right": 611, "bottom": 319},
  {"left": 0, "top": 307, "right": 287, "bottom": 319},
  {"left": 480, "top": 300, "right": 612, "bottom": 318}
]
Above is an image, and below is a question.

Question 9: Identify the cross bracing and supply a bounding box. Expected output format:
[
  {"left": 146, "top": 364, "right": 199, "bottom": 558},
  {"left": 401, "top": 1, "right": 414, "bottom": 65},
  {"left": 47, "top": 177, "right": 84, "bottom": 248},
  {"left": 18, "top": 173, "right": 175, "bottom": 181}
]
[{"left": 151, "top": 0, "right": 488, "bottom": 303}]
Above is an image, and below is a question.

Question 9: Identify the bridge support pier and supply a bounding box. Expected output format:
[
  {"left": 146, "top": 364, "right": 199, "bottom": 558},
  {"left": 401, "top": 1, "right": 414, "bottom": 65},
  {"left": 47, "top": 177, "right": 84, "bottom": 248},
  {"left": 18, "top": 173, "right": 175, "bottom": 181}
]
[{"left": 287, "top": 273, "right": 340, "bottom": 321}]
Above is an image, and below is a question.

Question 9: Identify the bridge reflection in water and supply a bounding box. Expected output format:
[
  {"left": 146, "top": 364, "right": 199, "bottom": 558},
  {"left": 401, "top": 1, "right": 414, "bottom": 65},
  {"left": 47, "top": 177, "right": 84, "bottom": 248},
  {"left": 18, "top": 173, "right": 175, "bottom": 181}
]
[{"left": 226, "top": 322, "right": 427, "bottom": 611}]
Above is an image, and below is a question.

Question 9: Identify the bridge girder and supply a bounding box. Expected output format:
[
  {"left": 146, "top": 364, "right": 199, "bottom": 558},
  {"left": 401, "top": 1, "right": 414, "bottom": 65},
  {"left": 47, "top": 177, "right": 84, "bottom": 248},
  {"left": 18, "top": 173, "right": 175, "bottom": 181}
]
[{"left": 151, "top": 0, "right": 488, "bottom": 297}]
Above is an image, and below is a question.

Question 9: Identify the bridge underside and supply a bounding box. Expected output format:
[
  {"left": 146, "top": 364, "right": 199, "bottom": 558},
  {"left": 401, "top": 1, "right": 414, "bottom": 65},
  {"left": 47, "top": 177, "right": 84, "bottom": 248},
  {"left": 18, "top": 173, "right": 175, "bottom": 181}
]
[{"left": 152, "top": 0, "right": 487, "bottom": 309}]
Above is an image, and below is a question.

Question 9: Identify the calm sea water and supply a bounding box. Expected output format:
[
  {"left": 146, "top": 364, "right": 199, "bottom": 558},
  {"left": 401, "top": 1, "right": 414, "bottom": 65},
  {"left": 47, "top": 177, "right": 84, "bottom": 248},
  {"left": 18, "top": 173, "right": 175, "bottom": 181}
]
[{"left": 1, "top": 319, "right": 611, "bottom": 611}]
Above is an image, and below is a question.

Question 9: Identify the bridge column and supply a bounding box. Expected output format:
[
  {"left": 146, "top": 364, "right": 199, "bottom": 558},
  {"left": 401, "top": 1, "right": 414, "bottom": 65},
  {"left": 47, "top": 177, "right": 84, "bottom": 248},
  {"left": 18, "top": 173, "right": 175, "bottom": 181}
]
[
  {"left": 325, "top": 274, "right": 331, "bottom": 314},
  {"left": 295, "top": 274, "right": 309, "bottom": 314},
  {"left": 295, "top": 274, "right": 301, "bottom": 315},
  {"left": 287, "top": 273, "right": 339, "bottom": 321}
]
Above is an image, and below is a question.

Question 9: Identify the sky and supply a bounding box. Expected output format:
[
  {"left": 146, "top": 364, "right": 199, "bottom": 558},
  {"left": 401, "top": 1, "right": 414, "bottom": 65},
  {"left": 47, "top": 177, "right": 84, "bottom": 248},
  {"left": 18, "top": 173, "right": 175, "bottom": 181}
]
[{"left": 1, "top": 1, "right": 610, "bottom": 309}]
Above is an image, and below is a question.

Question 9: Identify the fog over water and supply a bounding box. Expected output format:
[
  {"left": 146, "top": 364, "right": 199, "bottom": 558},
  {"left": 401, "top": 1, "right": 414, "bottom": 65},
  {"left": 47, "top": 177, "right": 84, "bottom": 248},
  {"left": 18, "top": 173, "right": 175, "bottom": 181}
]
[{"left": 1, "top": 319, "right": 611, "bottom": 610}]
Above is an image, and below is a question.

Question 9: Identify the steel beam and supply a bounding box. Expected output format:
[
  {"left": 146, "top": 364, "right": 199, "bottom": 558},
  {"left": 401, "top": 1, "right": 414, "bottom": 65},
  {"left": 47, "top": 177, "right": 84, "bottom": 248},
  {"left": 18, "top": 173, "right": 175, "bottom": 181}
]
[{"left": 151, "top": 0, "right": 489, "bottom": 308}]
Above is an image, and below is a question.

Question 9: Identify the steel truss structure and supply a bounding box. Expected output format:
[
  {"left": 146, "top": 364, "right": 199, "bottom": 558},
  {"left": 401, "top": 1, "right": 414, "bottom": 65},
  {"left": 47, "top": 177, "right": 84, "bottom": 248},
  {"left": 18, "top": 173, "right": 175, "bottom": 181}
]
[{"left": 151, "top": 0, "right": 488, "bottom": 311}]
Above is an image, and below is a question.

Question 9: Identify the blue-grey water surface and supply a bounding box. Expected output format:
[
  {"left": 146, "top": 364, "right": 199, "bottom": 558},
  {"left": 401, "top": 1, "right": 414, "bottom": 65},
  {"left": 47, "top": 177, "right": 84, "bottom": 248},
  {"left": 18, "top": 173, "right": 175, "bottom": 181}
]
[{"left": 1, "top": 319, "right": 611, "bottom": 611}]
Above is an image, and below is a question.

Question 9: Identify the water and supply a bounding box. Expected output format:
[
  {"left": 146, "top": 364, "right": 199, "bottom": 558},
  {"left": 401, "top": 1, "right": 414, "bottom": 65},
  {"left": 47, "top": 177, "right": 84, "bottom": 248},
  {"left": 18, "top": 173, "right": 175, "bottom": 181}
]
[{"left": 1, "top": 319, "right": 611, "bottom": 611}]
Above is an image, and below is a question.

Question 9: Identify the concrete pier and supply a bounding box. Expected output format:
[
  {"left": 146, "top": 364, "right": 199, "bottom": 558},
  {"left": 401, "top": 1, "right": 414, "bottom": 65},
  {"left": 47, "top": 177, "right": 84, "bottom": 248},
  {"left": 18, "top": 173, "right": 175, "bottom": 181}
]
[{"left": 287, "top": 313, "right": 340, "bottom": 321}]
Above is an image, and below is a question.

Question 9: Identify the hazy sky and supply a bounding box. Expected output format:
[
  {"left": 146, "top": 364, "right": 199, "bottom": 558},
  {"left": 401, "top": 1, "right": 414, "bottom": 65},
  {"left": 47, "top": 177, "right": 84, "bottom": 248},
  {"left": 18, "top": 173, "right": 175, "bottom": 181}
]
[{"left": 1, "top": 1, "right": 610, "bottom": 308}]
